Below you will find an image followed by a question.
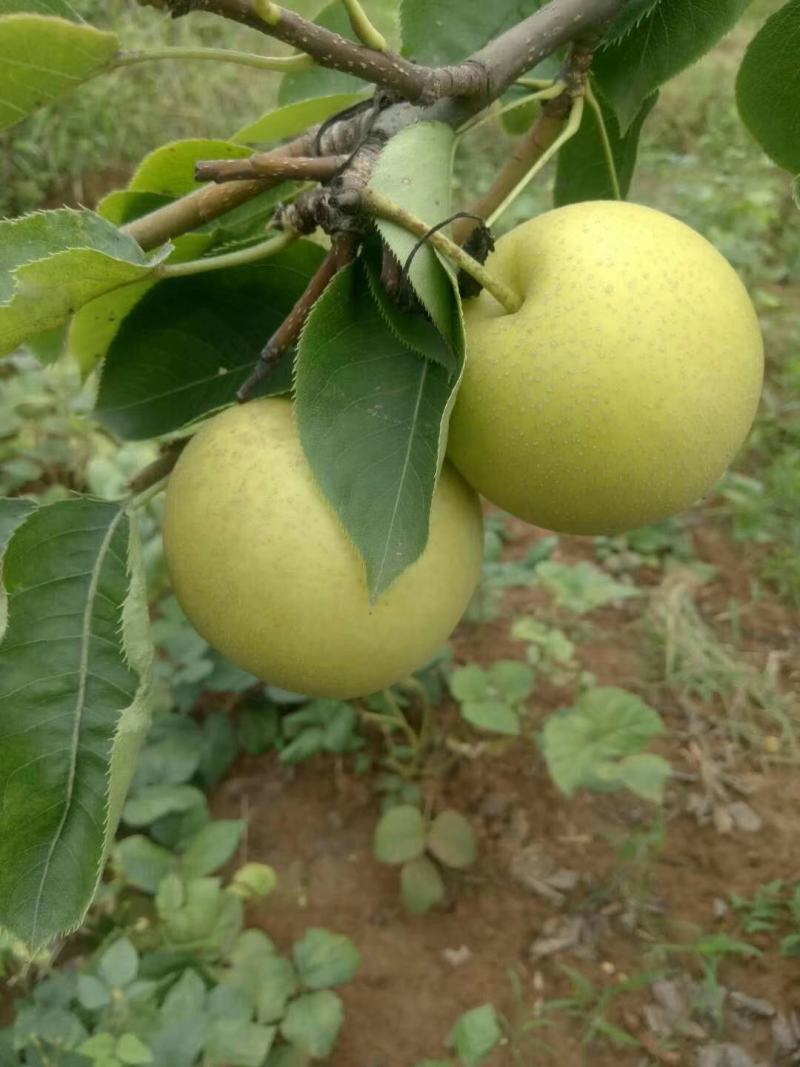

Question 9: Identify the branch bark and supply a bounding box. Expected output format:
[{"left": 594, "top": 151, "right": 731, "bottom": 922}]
[{"left": 194, "top": 153, "right": 348, "bottom": 183}]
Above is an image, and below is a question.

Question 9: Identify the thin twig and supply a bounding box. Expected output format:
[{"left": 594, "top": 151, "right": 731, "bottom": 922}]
[
  {"left": 114, "top": 45, "right": 314, "bottom": 73},
  {"left": 194, "top": 154, "right": 349, "bottom": 184},
  {"left": 363, "top": 187, "right": 522, "bottom": 313},
  {"left": 236, "top": 233, "right": 360, "bottom": 402},
  {"left": 127, "top": 439, "right": 189, "bottom": 497}
]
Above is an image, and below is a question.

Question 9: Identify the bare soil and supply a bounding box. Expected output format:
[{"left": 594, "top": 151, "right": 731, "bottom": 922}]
[{"left": 212, "top": 514, "right": 800, "bottom": 1067}]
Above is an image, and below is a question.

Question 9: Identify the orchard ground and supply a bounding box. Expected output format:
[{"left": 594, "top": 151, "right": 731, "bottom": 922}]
[{"left": 1, "top": 1, "right": 799, "bottom": 1065}]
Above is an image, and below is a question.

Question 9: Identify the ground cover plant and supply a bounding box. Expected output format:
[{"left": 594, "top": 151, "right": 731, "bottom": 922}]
[{"left": 1, "top": 0, "right": 799, "bottom": 1062}]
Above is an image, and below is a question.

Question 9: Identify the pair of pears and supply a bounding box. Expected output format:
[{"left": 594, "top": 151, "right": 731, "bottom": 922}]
[{"left": 163, "top": 201, "right": 763, "bottom": 699}]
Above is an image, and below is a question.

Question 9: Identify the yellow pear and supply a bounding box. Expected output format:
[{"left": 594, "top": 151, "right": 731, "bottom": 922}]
[
  {"left": 448, "top": 200, "right": 763, "bottom": 534},
  {"left": 163, "top": 398, "right": 483, "bottom": 699}
]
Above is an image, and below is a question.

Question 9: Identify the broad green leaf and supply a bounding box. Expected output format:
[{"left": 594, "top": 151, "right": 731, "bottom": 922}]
[
  {"left": 205, "top": 1020, "right": 276, "bottom": 1067},
  {"left": 123, "top": 784, "right": 206, "bottom": 828},
  {"left": 0, "top": 1, "right": 79, "bottom": 14},
  {"left": 321, "top": 702, "right": 360, "bottom": 753},
  {"left": 0, "top": 208, "right": 167, "bottom": 358},
  {"left": 128, "top": 139, "right": 252, "bottom": 198},
  {"left": 364, "top": 246, "right": 457, "bottom": 373},
  {"left": 230, "top": 862, "right": 277, "bottom": 901},
  {"left": 98, "top": 937, "right": 139, "bottom": 989},
  {"left": 594, "top": 0, "right": 750, "bottom": 130},
  {"left": 461, "top": 700, "right": 520, "bottom": 736},
  {"left": 449, "top": 664, "right": 489, "bottom": 702},
  {"left": 265, "top": 1047, "right": 310, "bottom": 1067},
  {"left": 115, "top": 835, "right": 177, "bottom": 893},
  {"left": 401, "top": 856, "right": 445, "bottom": 914},
  {"left": 373, "top": 804, "right": 426, "bottom": 864},
  {"left": 427, "top": 810, "right": 478, "bottom": 869},
  {"left": 279, "top": 727, "right": 325, "bottom": 765},
  {"left": 0, "top": 14, "right": 117, "bottom": 132},
  {"left": 554, "top": 86, "right": 658, "bottom": 205},
  {"left": 95, "top": 240, "right": 324, "bottom": 440},
  {"left": 68, "top": 233, "right": 212, "bottom": 378},
  {"left": 180, "top": 819, "right": 244, "bottom": 879},
  {"left": 280, "top": 990, "right": 344, "bottom": 1059},
  {"left": 208, "top": 983, "right": 253, "bottom": 1021},
  {"left": 293, "top": 928, "right": 360, "bottom": 990},
  {"left": 736, "top": 0, "right": 800, "bottom": 172},
  {"left": 368, "top": 121, "right": 461, "bottom": 348},
  {"left": 540, "top": 686, "right": 666, "bottom": 796},
  {"left": 452, "top": 1004, "right": 503, "bottom": 1067},
  {"left": 233, "top": 91, "right": 369, "bottom": 144},
  {"left": 488, "top": 660, "right": 534, "bottom": 702},
  {"left": 227, "top": 951, "right": 297, "bottom": 1024},
  {"left": 295, "top": 260, "right": 453, "bottom": 598},
  {"left": 535, "top": 560, "right": 638, "bottom": 614},
  {"left": 615, "top": 753, "right": 672, "bottom": 803},
  {"left": 116, "top": 1034, "right": 153, "bottom": 1066},
  {"left": 401, "top": 0, "right": 539, "bottom": 65},
  {"left": 96, "top": 191, "right": 174, "bottom": 227},
  {"left": 0, "top": 498, "right": 153, "bottom": 945},
  {"left": 277, "top": 1, "right": 394, "bottom": 104},
  {"left": 77, "top": 974, "right": 111, "bottom": 1011},
  {"left": 0, "top": 497, "right": 35, "bottom": 554}
]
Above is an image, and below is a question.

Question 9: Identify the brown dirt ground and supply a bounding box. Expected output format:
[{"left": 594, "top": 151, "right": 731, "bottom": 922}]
[{"left": 210, "top": 513, "right": 800, "bottom": 1067}]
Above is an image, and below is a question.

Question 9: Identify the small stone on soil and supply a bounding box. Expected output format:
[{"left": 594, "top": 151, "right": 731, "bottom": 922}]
[
  {"left": 698, "top": 1043, "right": 759, "bottom": 1067},
  {"left": 509, "top": 843, "right": 579, "bottom": 905}
]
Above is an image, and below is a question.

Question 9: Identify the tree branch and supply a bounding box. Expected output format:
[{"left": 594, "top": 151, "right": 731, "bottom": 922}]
[
  {"left": 194, "top": 153, "right": 348, "bottom": 183},
  {"left": 236, "top": 232, "right": 360, "bottom": 402}
]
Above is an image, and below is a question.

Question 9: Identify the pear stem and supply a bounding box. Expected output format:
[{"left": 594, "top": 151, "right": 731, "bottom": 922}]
[
  {"left": 362, "top": 188, "right": 523, "bottom": 314},
  {"left": 584, "top": 77, "right": 621, "bottom": 199}
]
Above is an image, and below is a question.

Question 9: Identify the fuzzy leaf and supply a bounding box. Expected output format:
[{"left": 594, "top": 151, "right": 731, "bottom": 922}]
[
  {"left": 452, "top": 1004, "right": 502, "bottom": 1067},
  {"left": 0, "top": 208, "right": 167, "bottom": 357},
  {"left": 280, "top": 991, "right": 343, "bottom": 1059},
  {"left": 461, "top": 700, "right": 520, "bottom": 736},
  {"left": 0, "top": 14, "right": 118, "bottom": 132},
  {"left": 295, "top": 259, "right": 455, "bottom": 599},
  {"left": 233, "top": 91, "right": 369, "bottom": 144},
  {"left": 180, "top": 820, "right": 244, "bottom": 879},
  {"left": 555, "top": 86, "right": 657, "bottom": 205},
  {"left": 594, "top": 0, "right": 750, "bottom": 130},
  {"left": 95, "top": 240, "right": 324, "bottom": 439},
  {"left": 293, "top": 928, "right": 361, "bottom": 990},
  {"left": 736, "top": 0, "right": 800, "bottom": 173},
  {"left": 0, "top": 498, "right": 153, "bottom": 945}
]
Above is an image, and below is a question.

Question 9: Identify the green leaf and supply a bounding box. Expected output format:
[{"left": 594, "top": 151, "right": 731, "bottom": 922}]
[
  {"left": 96, "top": 190, "right": 174, "bottom": 227},
  {"left": 0, "top": 1, "right": 79, "bottom": 15},
  {"left": 115, "top": 835, "right": 177, "bottom": 894},
  {"left": 233, "top": 91, "right": 369, "bottom": 144},
  {"left": 401, "top": 856, "right": 445, "bottom": 914},
  {"left": 205, "top": 1021, "right": 276, "bottom": 1067},
  {"left": 95, "top": 241, "right": 324, "bottom": 440},
  {"left": 540, "top": 686, "right": 666, "bottom": 797},
  {"left": 197, "top": 712, "right": 239, "bottom": 789},
  {"left": 0, "top": 208, "right": 167, "bottom": 358},
  {"left": 67, "top": 233, "right": 213, "bottom": 379},
  {"left": 293, "top": 928, "right": 361, "bottom": 990},
  {"left": 452, "top": 1004, "right": 502, "bottom": 1067},
  {"left": 280, "top": 990, "right": 344, "bottom": 1059},
  {"left": 0, "top": 498, "right": 153, "bottom": 946},
  {"left": 488, "top": 660, "right": 534, "bottom": 702},
  {"left": 129, "top": 139, "right": 252, "bottom": 198},
  {"left": 554, "top": 85, "right": 658, "bottom": 205},
  {"left": 427, "top": 810, "right": 478, "bottom": 870},
  {"left": 594, "top": 0, "right": 750, "bottom": 130},
  {"left": 98, "top": 938, "right": 139, "bottom": 989},
  {"left": 180, "top": 819, "right": 244, "bottom": 879},
  {"left": 368, "top": 122, "right": 461, "bottom": 348},
  {"left": 238, "top": 705, "right": 280, "bottom": 755},
  {"left": 535, "top": 560, "right": 638, "bottom": 614},
  {"left": 279, "top": 727, "right": 325, "bottom": 765},
  {"left": 227, "top": 951, "right": 297, "bottom": 1024},
  {"left": 364, "top": 245, "right": 457, "bottom": 373},
  {"left": 401, "top": 0, "right": 539, "bottom": 65},
  {"left": 736, "top": 0, "right": 800, "bottom": 172},
  {"left": 321, "top": 702, "right": 359, "bottom": 753},
  {"left": 615, "top": 752, "right": 672, "bottom": 803},
  {"left": 461, "top": 700, "right": 520, "bottom": 736},
  {"left": 295, "top": 260, "right": 454, "bottom": 599},
  {"left": 0, "top": 14, "right": 118, "bottom": 132},
  {"left": 116, "top": 1034, "right": 153, "bottom": 1066},
  {"left": 278, "top": 2, "right": 380, "bottom": 104},
  {"left": 450, "top": 664, "right": 489, "bottom": 702},
  {"left": 229, "top": 862, "right": 277, "bottom": 901},
  {"left": 207, "top": 983, "right": 253, "bottom": 1021},
  {"left": 77, "top": 974, "right": 111, "bottom": 1011},
  {"left": 373, "top": 804, "right": 427, "bottom": 864},
  {"left": 0, "top": 497, "right": 35, "bottom": 554},
  {"left": 123, "top": 784, "right": 206, "bottom": 828}
]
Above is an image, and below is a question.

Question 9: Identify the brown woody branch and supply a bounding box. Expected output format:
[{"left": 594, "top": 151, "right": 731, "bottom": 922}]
[
  {"left": 194, "top": 153, "right": 348, "bottom": 184},
  {"left": 236, "top": 232, "right": 360, "bottom": 401}
]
